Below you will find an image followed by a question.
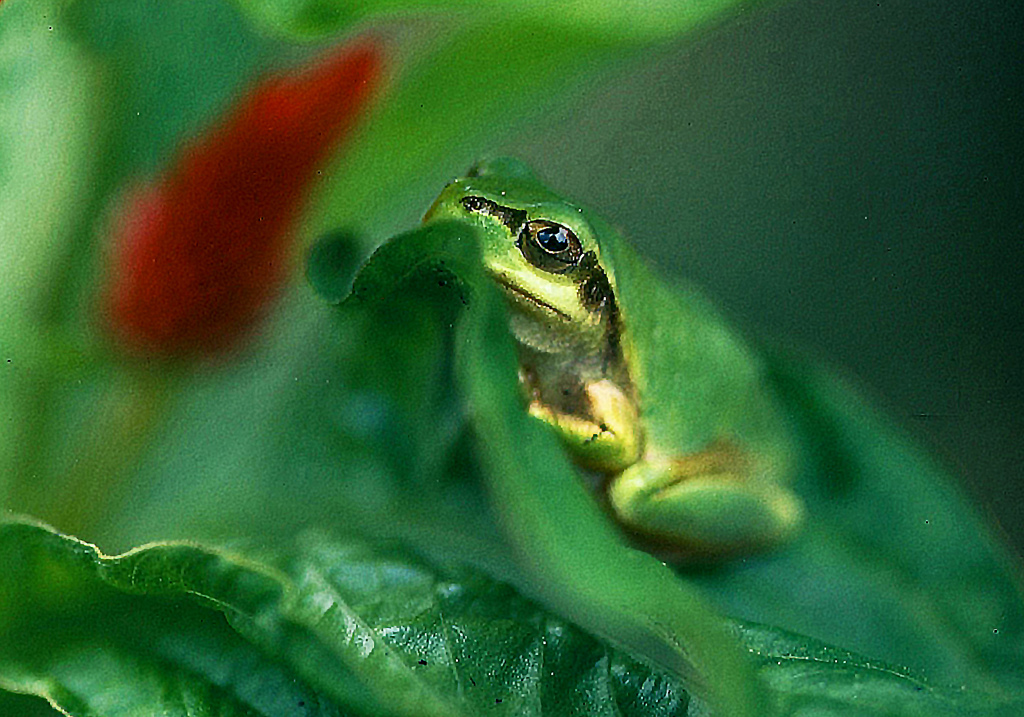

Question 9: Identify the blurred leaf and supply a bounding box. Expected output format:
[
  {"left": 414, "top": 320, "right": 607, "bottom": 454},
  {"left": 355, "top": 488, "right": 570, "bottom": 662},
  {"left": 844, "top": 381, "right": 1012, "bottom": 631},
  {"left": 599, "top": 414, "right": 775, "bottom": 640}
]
[
  {"left": 305, "top": 230, "right": 364, "bottom": 303},
  {"left": 0, "top": 0, "right": 103, "bottom": 327},
  {"left": 67, "top": 0, "right": 291, "bottom": 178},
  {"left": 684, "top": 348, "right": 1024, "bottom": 695},
  {"left": 116, "top": 250, "right": 496, "bottom": 559},
  {"left": 730, "top": 620, "right": 1013, "bottom": 716},
  {"left": 309, "top": 20, "right": 619, "bottom": 245},
  {"left": 0, "top": 0, "right": 302, "bottom": 528},
  {"left": 0, "top": 519, "right": 695, "bottom": 717},
  {"left": 0, "top": 0, "right": 108, "bottom": 503},
  {"left": 232, "top": 0, "right": 765, "bottom": 42}
]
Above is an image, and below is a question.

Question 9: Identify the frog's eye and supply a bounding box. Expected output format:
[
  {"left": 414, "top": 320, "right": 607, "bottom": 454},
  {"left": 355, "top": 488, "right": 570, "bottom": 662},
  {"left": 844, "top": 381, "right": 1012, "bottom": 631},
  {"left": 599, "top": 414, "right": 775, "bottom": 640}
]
[{"left": 519, "top": 220, "right": 583, "bottom": 274}]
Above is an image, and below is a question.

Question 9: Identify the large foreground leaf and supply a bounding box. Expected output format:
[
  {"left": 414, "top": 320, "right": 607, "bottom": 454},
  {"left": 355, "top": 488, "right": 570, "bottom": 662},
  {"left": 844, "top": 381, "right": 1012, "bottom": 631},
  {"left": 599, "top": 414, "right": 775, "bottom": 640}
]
[
  {"left": 1, "top": 519, "right": 1006, "bottom": 717},
  {"left": 0, "top": 519, "right": 691, "bottom": 717}
]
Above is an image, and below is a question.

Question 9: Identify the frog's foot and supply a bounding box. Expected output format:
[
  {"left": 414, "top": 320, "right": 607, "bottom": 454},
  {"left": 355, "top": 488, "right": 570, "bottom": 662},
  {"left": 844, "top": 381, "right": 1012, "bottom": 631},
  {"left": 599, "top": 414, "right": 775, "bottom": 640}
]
[
  {"left": 528, "top": 379, "right": 642, "bottom": 473},
  {"left": 606, "top": 443, "right": 803, "bottom": 557}
]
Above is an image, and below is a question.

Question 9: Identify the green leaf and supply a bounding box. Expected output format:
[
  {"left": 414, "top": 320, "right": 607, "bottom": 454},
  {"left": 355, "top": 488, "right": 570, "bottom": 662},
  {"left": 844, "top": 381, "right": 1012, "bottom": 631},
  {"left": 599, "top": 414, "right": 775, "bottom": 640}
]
[
  {"left": 232, "top": 0, "right": 766, "bottom": 42},
  {"left": 730, "top": 620, "right": 1014, "bottom": 717},
  {"left": 66, "top": 0, "right": 290, "bottom": 178},
  {"left": 0, "top": 0, "right": 105, "bottom": 329},
  {"left": 6, "top": 519, "right": 1007, "bottom": 717},
  {"left": 0, "top": 0, "right": 108, "bottom": 500},
  {"left": 681, "top": 349, "right": 1024, "bottom": 696},
  {"left": 308, "top": 19, "right": 620, "bottom": 246},
  {"left": 0, "top": 519, "right": 695, "bottom": 717},
  {"left": 0, "top": 520, "right": 345, "bottom": 717},
  {"left": 305, "top": 230, "right": 365, "bottom": 304}
]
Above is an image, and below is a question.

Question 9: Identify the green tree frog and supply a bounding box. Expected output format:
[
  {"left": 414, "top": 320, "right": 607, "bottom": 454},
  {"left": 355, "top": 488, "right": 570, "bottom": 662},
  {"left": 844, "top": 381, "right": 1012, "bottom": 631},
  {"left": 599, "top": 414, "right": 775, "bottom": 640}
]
[{"left": 425, "top": 157, "right": 803, "bottom": 557}]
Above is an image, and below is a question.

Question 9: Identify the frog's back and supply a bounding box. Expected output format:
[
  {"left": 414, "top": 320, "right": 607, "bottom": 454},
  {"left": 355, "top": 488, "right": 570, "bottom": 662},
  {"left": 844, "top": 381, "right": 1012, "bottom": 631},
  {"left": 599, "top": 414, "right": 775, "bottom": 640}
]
[{"left": 595, "top": 218, "right": 795, "bottom": 467}]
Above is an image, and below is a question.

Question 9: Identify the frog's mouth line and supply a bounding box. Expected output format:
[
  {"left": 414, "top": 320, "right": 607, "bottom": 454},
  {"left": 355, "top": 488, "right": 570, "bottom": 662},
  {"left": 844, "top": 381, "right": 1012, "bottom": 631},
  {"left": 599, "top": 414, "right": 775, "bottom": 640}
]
[{"left": 491, "top": 274, "right": 571, "bottom": 321}]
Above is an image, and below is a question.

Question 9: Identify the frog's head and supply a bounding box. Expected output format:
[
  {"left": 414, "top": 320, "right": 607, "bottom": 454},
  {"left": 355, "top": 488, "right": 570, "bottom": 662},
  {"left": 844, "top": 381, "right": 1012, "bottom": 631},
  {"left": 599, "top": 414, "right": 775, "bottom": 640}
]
[{"left": 424, "top": 158, "right": 616, "bottom": 333}]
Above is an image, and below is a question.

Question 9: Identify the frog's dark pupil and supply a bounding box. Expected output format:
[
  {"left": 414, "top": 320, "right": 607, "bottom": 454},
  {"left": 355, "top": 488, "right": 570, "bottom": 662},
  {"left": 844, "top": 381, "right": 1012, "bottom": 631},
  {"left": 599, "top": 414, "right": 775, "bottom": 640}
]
[{"left": 537, "top": 227, "right": 568, "bottom": 252}]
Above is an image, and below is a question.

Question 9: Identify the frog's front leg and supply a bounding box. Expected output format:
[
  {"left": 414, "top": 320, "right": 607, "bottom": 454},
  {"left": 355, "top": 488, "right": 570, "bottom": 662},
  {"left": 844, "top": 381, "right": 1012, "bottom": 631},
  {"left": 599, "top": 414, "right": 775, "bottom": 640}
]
[
  {"left": 607, "top": 445, "right": 803, "bottom": 556},
  {"left": 526, "top": 378, "right": 643, "bottom": 474}
]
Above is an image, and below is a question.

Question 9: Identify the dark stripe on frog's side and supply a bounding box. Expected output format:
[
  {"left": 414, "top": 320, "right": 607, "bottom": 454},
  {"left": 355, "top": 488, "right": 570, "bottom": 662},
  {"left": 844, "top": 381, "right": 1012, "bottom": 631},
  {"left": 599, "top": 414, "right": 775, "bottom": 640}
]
[
  {"left": 460, "top": 196, "right": 527, "bottom": 234},
  {"left": 577, "top": 250, "right": 622, "bottom": 358}
]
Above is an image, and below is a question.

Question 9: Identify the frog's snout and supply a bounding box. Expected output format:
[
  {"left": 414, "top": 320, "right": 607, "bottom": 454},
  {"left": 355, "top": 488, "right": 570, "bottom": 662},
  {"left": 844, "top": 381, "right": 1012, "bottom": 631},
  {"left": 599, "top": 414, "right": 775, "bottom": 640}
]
[{"left": 422, "top": 181, "right": 467, "bottom": 223}]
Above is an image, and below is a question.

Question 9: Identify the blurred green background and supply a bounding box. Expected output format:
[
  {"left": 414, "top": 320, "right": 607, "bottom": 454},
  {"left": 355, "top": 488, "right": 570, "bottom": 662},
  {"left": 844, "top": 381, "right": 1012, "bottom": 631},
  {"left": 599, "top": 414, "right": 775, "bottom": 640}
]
[{"left": 501, "top": 0, "right": 1024, "bottom": 555}]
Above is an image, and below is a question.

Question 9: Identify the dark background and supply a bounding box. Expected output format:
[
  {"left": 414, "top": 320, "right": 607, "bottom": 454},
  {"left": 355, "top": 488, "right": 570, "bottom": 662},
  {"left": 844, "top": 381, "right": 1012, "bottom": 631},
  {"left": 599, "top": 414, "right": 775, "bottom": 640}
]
[{"left": 509, "top": 0, "right": 1024, "bottom": 555}]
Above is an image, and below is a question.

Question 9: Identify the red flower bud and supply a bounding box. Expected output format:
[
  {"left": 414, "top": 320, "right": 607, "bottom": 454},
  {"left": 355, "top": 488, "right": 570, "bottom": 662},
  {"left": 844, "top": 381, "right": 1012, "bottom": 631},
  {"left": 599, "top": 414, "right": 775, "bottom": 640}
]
[{"left": 104, "top": 40, "right": 381, "bottom": 357}]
